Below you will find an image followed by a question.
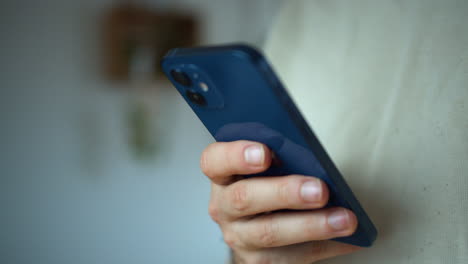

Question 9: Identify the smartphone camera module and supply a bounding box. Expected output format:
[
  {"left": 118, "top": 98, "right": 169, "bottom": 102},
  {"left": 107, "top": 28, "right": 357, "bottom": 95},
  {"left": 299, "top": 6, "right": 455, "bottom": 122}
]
[
  {"left": 186, "top": 90, "right": 207, "bottom": 106},
  {"left": 168, "top": 65, "right": 224, "bottom": 109},
  {"left": 170, "top": 69, "right": 192, "bottom": 86}
]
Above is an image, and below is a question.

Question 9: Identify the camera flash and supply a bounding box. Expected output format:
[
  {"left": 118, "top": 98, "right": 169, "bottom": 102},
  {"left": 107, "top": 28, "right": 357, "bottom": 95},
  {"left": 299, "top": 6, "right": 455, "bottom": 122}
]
[{"left": 199, "top": 82, "right": 209, "bottom": 92}]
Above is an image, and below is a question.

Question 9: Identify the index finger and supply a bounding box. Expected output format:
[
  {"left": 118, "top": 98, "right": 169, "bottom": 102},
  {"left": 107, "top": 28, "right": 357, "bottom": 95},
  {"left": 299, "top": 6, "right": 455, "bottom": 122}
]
[{"left": 200, "top": 141, "right": 272, "bottom": 185}]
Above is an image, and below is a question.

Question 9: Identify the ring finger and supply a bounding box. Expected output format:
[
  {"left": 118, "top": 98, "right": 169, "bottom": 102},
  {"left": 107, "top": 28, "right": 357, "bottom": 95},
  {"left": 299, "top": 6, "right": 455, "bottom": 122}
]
[{"left": 228, "top": 208, "right": 358, "bottom": 249}]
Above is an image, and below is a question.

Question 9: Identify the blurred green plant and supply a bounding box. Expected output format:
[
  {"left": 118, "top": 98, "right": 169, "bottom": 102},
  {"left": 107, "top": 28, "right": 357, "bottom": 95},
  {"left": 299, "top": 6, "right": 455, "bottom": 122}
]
[{"left": 128, "top": 101, "right": 157, "bottom": 160}]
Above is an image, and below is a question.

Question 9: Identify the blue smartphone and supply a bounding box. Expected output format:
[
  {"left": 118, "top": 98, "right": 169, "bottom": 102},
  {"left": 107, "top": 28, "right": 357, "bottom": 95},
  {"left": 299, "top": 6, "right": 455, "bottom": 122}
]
[{"left": 161, "top": 44, "right": 377, "bottom": 247}]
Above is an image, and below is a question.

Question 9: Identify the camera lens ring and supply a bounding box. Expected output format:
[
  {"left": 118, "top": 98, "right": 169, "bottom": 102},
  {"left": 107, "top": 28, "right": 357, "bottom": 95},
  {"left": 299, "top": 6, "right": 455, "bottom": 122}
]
[
  {"left": 170, "top": 69, "right": 192, "bottom": 86},
  {"left": 186, "top": 90, "right": 207, "bottom": 106}
]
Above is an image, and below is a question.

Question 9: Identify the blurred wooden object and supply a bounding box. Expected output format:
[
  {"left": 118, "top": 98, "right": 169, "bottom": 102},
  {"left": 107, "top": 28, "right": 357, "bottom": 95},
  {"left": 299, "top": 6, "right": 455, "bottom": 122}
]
[{"left": 102, "top": 3, "right": 198, "bottom": 82}]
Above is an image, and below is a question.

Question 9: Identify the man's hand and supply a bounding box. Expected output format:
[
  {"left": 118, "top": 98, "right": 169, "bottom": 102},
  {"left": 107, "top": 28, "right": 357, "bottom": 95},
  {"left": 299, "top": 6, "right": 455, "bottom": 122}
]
[{"left": 201, "top": 140, "right": 362, "bottom": 264}]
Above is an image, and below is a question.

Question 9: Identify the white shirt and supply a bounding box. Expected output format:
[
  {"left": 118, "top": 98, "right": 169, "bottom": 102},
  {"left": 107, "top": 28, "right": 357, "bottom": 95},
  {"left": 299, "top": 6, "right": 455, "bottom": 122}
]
[{"left": 264, "top": 0, "right": 468, "bottom": 263}]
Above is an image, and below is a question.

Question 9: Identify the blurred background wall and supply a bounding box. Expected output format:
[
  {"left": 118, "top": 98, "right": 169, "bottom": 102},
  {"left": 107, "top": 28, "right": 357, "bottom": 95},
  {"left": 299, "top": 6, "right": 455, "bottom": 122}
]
[{"left": 0, "top": 0, "right": 282, "bottom": 263}]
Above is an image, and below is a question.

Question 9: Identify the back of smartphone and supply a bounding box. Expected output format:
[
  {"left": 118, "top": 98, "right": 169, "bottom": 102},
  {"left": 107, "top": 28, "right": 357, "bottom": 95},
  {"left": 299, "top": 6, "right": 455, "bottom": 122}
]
[{"left": 161, "top": 44, "right": 377, "bottom": 247}]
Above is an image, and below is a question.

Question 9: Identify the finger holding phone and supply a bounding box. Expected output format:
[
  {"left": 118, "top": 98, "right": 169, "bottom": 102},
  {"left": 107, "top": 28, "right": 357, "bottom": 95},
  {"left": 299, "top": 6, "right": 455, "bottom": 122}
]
[{"left": 201, "top": 140, "right": 361, "bottom": 263}]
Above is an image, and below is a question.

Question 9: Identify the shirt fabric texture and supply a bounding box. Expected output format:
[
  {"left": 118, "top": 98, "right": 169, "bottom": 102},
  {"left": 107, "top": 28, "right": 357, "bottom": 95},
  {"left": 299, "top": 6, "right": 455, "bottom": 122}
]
[{"left": 264, "top": 0, "right": 468, "bottom": 263}]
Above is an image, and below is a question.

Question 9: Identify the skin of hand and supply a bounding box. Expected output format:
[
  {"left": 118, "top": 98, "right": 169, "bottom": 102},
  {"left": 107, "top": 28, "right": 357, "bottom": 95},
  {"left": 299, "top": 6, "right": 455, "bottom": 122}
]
[{"left": 200, "top": 140, "right": 363, "bottom": 264}]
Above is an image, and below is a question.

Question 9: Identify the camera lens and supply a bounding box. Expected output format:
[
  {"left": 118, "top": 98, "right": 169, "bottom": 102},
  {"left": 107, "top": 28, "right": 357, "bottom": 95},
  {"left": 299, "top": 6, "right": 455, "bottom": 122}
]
[
  {"left": 170, "top": 69, "right": 192, "bottom": 86},
  {"left": 186, "top": 90, "right": 207, "bottom": 106}
]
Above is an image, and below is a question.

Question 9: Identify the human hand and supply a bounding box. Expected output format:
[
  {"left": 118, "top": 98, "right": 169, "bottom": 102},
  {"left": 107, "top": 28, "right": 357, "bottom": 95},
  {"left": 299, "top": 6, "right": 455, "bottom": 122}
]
[{"left": 201, "top": 140, "right": 362, "bottom": 264}]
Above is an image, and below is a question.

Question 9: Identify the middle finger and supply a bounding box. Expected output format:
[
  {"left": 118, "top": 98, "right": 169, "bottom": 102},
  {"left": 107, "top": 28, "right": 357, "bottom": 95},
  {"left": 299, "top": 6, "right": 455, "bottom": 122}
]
[{"left": 219, "top": 175, "right": 329, "bottom": 219}]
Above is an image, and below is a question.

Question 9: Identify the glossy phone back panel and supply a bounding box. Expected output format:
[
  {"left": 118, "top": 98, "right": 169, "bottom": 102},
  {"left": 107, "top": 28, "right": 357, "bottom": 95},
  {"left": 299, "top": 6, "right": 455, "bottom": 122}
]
[{"left": 161, "top": 44, "right": 377, "bottom": 247}]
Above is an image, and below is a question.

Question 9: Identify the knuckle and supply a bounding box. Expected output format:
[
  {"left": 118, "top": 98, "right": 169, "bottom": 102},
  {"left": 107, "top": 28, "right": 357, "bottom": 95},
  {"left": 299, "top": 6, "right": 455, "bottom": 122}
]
[
  {"left": 256, "top": 257, "right": 274, "bottom": 264},
  {"left": 247, "top": 254, "right": 274, "bottom": 264},
  {"left": 256, "top": 214, "right": 279, "bottom": 248},
  {"left": 200, "top": 151, "right": 206, "bottom": 170},
  {"left": 208, "top": 202, "right": 220, "bottom": 223},
  {"left": 200, "top": 147, "right": 212, "bottom": 177},
  {"left": 230, "top": 182, "right": 250, "bottom": 213},
  {"left": 276, "top": 180, "right": 291, "bottom": 206},
  {"left": 223, "top": 228, "right": 241, "bottom": 249}
]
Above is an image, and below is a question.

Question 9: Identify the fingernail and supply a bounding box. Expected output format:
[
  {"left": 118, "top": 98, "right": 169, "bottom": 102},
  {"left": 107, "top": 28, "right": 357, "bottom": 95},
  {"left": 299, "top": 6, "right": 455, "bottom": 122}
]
[
  {"left": 244, "top": 145, "right": 264, "bottom": 166},
  {"left": 300, "top": 180, "right": 322, "bottom": 202},
  {"left": 327, "top": 209, "right": 350, "bottom": 231}
]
